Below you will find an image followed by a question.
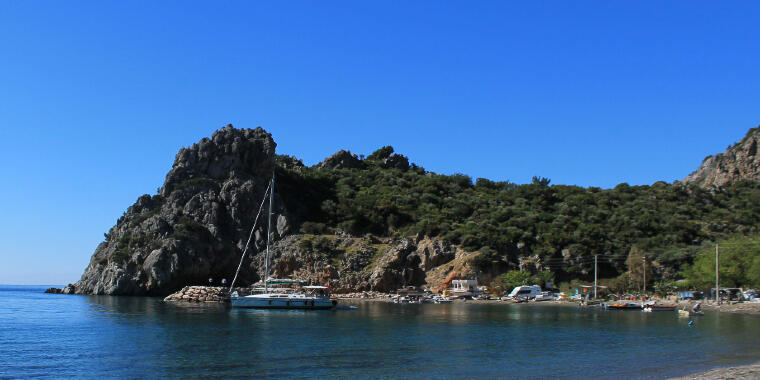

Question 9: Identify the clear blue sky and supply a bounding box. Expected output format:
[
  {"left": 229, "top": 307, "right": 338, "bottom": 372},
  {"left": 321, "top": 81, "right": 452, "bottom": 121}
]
[{"left": 1, "top": 2, "right": 758, "bottom": 284}]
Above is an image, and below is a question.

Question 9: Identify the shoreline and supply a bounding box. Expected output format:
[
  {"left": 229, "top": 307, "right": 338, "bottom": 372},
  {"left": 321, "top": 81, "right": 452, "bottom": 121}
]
[
  {"left": 47, "top": 284, "right": 760, "bottom": 316},
  {"left": 670, "top": 361, "right": 760, "bottom": 379},
  {"left": 335, "top": 296, "right": 760, "bottom": 314}
]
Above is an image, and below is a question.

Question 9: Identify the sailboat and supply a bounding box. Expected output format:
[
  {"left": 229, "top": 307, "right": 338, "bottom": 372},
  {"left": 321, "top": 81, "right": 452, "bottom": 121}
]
[{"left": 229, "top": 175, "right": 336, "bottom": 310}]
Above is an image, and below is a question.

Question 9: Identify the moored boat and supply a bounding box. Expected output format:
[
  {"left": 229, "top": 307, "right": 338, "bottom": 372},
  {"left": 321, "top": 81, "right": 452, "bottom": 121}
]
[
  {"left": 642, "top": 302, "right": 678, "bottom": 312},
  {"left": 231, "top": 283, "right": 335, "bottom": 309},
  {"left": 605, "top": 301, "right": 641, "bottom": 310},
  {"left": 229, "top": 176, "right": 337, "bottom": 310}
]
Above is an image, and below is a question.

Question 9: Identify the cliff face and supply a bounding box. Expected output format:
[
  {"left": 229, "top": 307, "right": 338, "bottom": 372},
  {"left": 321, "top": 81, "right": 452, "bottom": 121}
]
[
  {"left": 73, "top": 125, "right": 476, "bottom": 296},
  {"left": 683, "top": 126, "right": 760, "bottom": 188},
  {"left": 74, "top": 126, "right": 284, "bottom": 295},
  {"left": 260, "top": 234, "right": 470, "bottom": 293}
]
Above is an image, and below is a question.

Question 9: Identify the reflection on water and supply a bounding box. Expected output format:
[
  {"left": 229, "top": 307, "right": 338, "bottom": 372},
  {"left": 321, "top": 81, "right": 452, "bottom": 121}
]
[{"left": 2, "top": 286, "right": 760, "bottom": 379}]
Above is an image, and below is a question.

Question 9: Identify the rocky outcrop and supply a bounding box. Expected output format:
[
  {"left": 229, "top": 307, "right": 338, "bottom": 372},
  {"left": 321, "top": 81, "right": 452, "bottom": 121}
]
[
  {"left": 416, "top": 237, "right": 457, "bottom": 270},
  {"left": 72, "top": 125, "right": 478, "bottom": 297},
  {"left": 45, "top": 284, "right": 77, "bottom": 294},
  {"left": 316, "top": 150, "right": 365, "bottom": 170},
  {"left": 367, "top": 239, "right": 424, "bottom": 291},
  {"left": 380, "top": 153, "right": 410, "bottom": 171},
  {"left": 276, "top": 155, "right": 306, "bottom": 171},
  {"left": 683, "top": 126, "right": 760, "bottom": 188},
  {"left": 73, "top": 125, "right": 285, "bottom": 296}
]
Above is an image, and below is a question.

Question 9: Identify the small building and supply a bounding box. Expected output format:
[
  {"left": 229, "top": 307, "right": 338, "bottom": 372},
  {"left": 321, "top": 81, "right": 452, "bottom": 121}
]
[
  {"left": 396, "top": 286, "right": 425, "bottom": 297},
  {"left": 444, "top": 280, "right": 480, "bottom": 299}
]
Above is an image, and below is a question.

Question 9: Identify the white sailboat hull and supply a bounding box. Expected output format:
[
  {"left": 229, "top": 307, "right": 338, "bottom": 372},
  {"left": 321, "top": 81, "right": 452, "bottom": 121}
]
[{"left": 230, "top": 294, "right": 335, "bottom": 310}]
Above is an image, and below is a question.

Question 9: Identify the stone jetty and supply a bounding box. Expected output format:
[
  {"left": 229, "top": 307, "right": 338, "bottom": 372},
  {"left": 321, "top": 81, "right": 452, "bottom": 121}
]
[
  {"left": 162, "top": 286, "right": 392, "bottom": 303},
  {"left": 162, "top": 286, "right": 250, "bottom": 303},
  {"left": 335, "top": 291, "right": 388, "bottom": 300}
]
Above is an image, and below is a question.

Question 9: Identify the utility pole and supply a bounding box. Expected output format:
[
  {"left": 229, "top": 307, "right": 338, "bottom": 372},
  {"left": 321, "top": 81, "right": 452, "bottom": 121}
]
[
  {"left": 716, "top": 244, "right": 720, "bottom": 305},
  {"left": 594, "top": 254, "right": 598, "bottom": 299},
  {"left": 642, "top": 256, "right": 646, "bottom": 295}
]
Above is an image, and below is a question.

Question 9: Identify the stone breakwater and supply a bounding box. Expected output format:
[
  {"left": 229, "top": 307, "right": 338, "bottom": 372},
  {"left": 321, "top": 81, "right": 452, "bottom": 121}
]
[
  {"left": 161, "top": 287, "right": 393, "bottom": 303},
  {"left": 162, "top": 286, "right": 249, "bottom": 303},
  {"left": 335, "top": 291, "right": 388, "bottom": 300}
]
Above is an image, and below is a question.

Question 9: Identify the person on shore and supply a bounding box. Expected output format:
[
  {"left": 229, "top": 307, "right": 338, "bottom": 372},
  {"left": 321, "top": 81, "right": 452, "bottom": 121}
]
[
  {"left": 208, "top": 277, "right": 213, "bottom": 286},
  {"left": 221, "top": 278, "right": 227, "bottom": 286},
  {"left": 692, "top": 302, "right": 702, "bottom": 313}
]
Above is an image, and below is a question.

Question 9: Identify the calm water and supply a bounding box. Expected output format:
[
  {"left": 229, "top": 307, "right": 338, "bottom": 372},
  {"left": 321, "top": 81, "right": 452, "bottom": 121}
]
[{"left": 2, "top": 286, "right": 759, "bottom": 379}]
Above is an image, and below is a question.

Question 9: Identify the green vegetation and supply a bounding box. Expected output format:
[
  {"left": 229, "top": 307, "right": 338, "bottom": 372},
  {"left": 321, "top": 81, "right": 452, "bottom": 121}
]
[
  {"left": 132, "top": 208, "right": 160, "bottom": 226},
  {"left": 681, "top": 234, "right": 760, "bottom": 289},
  {"left": 112, "top": 232, "right": 151, "bottom": 262},
  {"left": 495, "top": 270, "right": 532, "bottom": 290},
  {"left": 275, "top": 146, "right": 760, "bottom": 288},
  {"left": 172, "top": 216, "right": 211, "bottom": 241},
  {"left": 494, "top": 269, "right": 555, "bottom": 291},
  {"left": 297, "top": 234, "right": 345, "bottom": 265},
  {"left": 174, "top": 177, "right": 220, "bottom": 191}
]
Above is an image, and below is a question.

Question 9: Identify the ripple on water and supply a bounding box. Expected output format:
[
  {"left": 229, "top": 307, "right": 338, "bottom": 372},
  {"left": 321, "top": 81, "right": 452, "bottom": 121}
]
[{"left": 2, "top": 288, "right": 760, "bottom": 379}]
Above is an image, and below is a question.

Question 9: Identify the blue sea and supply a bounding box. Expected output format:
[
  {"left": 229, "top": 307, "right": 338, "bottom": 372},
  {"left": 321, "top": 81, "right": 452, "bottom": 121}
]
[{"left": 2, "top": 286, "right": 759, "bottom": 379}]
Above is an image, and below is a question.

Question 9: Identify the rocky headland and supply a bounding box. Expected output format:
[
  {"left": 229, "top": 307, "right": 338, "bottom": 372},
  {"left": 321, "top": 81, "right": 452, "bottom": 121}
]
[
  {"left": 69, "top": 125, "right": 480, "bottom": 296},
  {"left": 72, "top": 126, "right": 280, "bottom": 295},
  {"left": 66, "top": 123, "right": 760, "bottom": 298},
  {"left": 683, "top": 126, "right": 760, "bottom": 188}
]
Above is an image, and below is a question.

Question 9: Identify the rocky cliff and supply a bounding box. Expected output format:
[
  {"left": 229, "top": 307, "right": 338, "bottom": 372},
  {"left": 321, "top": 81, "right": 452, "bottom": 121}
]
[
  {"left": 72, "top": 125, "right": 476, "bottom": 296},
  {"left": 74, "top": 126, "right": 286, "bottom": 295},
  {"left": 683, "top": 126, "right": 760, "bottom": 188}
]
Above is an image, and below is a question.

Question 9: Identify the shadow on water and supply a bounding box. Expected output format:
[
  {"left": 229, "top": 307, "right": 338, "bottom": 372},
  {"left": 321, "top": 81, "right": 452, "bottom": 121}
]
[{"left": 3, "top": 288, "right": 760, "bottom": 379}]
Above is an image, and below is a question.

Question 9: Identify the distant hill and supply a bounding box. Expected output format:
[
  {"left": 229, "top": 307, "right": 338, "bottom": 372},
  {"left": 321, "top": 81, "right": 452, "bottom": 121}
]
[
  {"left": 683, "top": 126, "right": 760, "bottom": 188},
  {"left": 70, "top": 124, "right": 760, "bottom": 296}
]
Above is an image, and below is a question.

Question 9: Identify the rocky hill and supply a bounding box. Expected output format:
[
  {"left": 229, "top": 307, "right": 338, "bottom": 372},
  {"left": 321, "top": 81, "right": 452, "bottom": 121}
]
[
  {"left": 71, "top": 124, "right": 760, "bottom": 296},
  {"left": 73, "top": 126, "right": 283, "bottom": 295},
  {"left": 683, "top": 126, "right": 760, "bottom": 188},
  {"left": 71, "top": 125, "right": 473, "bottom": 296}
]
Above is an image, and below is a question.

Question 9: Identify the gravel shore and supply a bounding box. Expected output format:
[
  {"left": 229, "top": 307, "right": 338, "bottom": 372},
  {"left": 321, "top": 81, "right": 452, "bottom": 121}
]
[
  {"left": 671, "top": 361, "right": 760, "bottom": 379},
  {"left": 699, "top": 301, "right": 760, "bottom": 315}
]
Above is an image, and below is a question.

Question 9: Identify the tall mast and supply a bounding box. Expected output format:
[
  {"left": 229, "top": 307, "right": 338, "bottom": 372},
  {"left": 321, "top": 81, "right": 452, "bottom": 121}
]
[{"left": 264, "top": 174, "right": 274, "bottom": 292}]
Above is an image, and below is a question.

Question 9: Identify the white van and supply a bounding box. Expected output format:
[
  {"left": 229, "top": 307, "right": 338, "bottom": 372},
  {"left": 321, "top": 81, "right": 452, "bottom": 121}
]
[{"left": 506, "top": 285, "right": 542, "bottom": 300}]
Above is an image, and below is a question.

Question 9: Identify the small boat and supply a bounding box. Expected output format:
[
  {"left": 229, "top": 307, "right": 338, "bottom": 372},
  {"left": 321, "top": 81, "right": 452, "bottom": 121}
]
[
  {"left": 532, "top": 292, "right": 555, "bottom": 302},
  {"left": 605, "top": 301, "right": 641, "bottom": 310},
  {"left": 642, "top": 303, "right": 678, "bottom": 312}
]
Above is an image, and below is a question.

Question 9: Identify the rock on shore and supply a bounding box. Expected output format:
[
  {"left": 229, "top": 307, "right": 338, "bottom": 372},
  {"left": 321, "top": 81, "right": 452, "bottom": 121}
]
[{"left": 163, "top": 286, "right": 241, "bottom": 303}]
